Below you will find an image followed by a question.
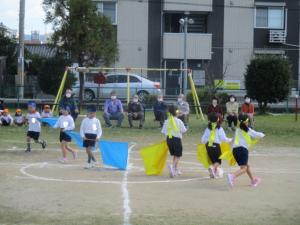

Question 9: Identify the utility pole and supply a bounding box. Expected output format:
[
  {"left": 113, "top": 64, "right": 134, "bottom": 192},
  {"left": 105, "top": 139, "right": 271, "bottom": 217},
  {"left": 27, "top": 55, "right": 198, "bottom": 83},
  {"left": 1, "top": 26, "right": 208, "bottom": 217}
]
[
  {"left": 179, "top": 12, "right": 193, "bottom": 94},
  {"left": 18, "top": 0, "right": 25, "bottom": 99}
]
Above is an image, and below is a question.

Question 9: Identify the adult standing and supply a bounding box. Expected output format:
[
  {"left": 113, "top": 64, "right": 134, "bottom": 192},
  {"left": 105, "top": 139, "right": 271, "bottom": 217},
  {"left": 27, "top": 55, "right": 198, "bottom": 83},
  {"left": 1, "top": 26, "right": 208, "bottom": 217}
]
[
  {"left": 153, "top": 95, "right": 168, "bottom": 128},
  {"left": 128, "top": 95, "right": 144, "bottom": 129},
  {"left": 59, "top": 89, "right": 79, "bottom": 121},
  {"left": 177, "top": 94, "right": 190, "bottom": 127},
  {"left": 103, "top": 91, "right": 124, "bottom": 128},
  {"left": 226, "top": 95, "right": 239, "bottom": 130}
]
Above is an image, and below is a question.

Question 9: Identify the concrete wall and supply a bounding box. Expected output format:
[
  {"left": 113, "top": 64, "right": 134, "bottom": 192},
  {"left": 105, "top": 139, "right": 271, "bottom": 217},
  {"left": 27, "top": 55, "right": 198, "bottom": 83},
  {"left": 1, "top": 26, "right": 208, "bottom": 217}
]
[
  {"left": 223, "top": 0, "right": 254, "bottom": 88},
  {"left": 116, "top": 0, "right": 149, "bottom": 68},
  {"left": 163, "top": 0, "right": 213, "bottom": 12}
]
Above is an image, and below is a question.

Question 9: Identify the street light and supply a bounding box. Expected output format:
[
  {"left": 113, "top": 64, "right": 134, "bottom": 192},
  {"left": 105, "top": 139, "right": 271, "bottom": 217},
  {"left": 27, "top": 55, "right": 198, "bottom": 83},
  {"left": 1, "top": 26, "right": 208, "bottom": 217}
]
[{"left": 179, "top": 13, "right": 194, "bottom": 94}]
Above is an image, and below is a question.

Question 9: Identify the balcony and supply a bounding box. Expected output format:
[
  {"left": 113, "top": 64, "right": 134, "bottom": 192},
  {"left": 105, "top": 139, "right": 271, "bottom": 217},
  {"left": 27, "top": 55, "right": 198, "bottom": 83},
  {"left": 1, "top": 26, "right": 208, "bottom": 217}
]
[
  {"left": 163, "top": 0, "right": 212, "bottom": 12},
  {"left": 269, "top": 30, "right": 286, "bottom": 43},
  {"left": 163, "top": 33, "right": 212, "bottom": 60}
]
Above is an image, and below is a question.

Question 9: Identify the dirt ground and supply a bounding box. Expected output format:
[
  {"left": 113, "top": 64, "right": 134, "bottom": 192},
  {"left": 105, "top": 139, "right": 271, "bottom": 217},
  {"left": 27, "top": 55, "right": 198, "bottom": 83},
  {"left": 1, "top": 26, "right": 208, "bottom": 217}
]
[{"left": 0, "top": 142, "right": 300, "bottom": 225}]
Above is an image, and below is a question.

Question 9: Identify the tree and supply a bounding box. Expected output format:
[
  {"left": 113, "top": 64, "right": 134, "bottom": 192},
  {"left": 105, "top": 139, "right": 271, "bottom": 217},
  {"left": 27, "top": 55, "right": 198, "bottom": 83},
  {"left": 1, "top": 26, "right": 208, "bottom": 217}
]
[
  {"left": 28, "top": 54, "right": 76, "bottom": 95},
  {"left": 0, "top": 28, "right": 17, "bottom": 76},
  {"left": 43, "top": 0, "right": 118, "bottom": 105},
  {"left": 245, "top": 55, "right": 292, "bottom": 113}
]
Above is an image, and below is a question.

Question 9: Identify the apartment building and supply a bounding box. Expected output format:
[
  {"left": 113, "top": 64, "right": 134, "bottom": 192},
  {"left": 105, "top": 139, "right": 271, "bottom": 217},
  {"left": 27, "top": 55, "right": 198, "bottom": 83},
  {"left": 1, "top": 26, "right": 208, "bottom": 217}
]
[{"left": 94, "top": 0, "right": 300, "bottom": 93}]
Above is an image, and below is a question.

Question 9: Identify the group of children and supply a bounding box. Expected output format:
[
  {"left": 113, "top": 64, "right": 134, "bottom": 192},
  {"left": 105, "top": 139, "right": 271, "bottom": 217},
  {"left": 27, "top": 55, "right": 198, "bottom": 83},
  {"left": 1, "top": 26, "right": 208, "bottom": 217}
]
[
  {"left": 1, "top": 99, "right": 265, "bottom": 188},
  {"left": 163, "top": 105, "right": 265, "bottom": 188},
  {"left": 0, "top": 104, "right": 53, "bottom": 127}
]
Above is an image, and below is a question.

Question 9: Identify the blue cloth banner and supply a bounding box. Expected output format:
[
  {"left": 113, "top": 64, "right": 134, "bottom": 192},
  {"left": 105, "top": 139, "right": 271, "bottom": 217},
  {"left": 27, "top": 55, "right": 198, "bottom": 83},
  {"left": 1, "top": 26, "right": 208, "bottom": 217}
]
[
  {"left": 39, "top": 117, "right": 58, "bottom": 128},
  {"left": 66, "top": 131, "right": 129, "bottom": 170},
  {"left": 99, "top": 141, "right": 128, "bottom": 170},
  {"left": 66, "top": 131, "right": 84, "bottom": 148}
]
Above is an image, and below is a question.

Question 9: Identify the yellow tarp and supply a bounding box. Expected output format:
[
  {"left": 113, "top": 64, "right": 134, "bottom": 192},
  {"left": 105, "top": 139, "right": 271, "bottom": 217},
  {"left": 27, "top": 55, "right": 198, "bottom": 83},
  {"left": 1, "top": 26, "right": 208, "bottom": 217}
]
[
  {"left": 139, "top": 141, "right": 169, "bottom": 176},
  {"left": 197, "top": 142, "right": 233, "bottom": 169}
]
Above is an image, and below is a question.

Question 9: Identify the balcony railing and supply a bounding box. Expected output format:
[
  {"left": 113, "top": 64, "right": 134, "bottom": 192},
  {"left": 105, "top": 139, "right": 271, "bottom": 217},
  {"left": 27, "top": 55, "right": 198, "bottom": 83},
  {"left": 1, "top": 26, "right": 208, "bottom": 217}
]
[
  {"left": 269, "top": 30, "right": 286, "bottom": 43},
  {"left": 163, "top": 33, "right": 212, "bottom": 60},
  {"left": 163, "top": 0, "right": 212, "bottom": 12}
]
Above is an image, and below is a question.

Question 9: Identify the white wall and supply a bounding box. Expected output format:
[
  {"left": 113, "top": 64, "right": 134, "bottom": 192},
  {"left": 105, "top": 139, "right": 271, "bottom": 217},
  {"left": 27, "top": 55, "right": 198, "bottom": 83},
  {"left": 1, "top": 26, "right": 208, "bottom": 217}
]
[
  {"left": 223, "top": 0, "right": 254, "bottom": 88},
  {"left": 116, "top": 0, "right": 148, "bottom": 68}
]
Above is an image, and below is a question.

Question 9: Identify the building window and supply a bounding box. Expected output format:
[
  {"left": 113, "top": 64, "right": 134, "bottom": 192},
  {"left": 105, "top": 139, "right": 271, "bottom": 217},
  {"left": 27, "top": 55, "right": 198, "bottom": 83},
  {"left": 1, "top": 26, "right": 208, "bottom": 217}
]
[
  {"left": 255, "top": 7, "right": 284, "bottom": 29},
  {"left": 96, "top": 1, "right": 117, "bottom": 25}
]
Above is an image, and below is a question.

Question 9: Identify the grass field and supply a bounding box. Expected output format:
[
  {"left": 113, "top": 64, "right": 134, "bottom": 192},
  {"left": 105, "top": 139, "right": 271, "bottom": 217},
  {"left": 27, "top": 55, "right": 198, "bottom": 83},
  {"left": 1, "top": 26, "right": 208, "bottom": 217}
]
[{"left": 0, "top": 113, "right": 299, "bottom": 225}]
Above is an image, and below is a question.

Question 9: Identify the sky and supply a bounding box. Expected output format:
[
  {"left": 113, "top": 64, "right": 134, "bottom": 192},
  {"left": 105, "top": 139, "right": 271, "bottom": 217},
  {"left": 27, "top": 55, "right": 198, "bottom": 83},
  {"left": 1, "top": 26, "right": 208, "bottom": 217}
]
[{"left": 0, "top": 0, "right": 52, "bottom": 35}]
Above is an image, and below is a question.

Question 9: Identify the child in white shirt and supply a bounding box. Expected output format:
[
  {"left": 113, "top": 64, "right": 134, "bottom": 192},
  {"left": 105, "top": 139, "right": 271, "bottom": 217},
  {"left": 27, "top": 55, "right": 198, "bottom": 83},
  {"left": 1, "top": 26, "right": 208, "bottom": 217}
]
[
  {"left": 25, "top": 101, "right": 47, "bottom": 152},
  {"left": 161, "top": 105, "right": 187, "bottom": 178},
  {"left": 54, "top": 106, "right": 77, "bottom": 163},
  {"left": 80, "top": 105, "right": 102, "bottom": 169},
  {"left": 227, "top": 114, "right": 265, "bottom": 188},
  {"left": 201, "top": 112, "right": 232, "bottom": 178},
  {"left": 0, "top": 109, "right": 13, "bottom": 126},
  {"left": 14, "top": 109, "right": 25, "bottom": 126}
]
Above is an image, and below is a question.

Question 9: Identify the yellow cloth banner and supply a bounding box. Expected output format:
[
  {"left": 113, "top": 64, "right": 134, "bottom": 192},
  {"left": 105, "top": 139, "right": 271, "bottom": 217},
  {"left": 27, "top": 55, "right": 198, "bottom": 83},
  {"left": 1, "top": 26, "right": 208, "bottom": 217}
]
[
  {"left": 208, "top": 123, "right": 217, "bottom": 147},
  {"left": 167, "top": 114, "right": 179, "bottom": 138},
  {"left": 140, "top": 141, "right": 169, "bottom": 176},
  {"left": 197, "top": 142, "right": 232, "bottom": 169}
]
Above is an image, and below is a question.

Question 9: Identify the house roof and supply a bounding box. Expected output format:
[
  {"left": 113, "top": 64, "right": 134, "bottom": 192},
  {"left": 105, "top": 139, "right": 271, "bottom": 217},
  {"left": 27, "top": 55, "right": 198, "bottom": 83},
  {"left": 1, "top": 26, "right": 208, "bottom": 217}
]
[{"left": 25, "top": 44, "right": 57, "bottom": 58}]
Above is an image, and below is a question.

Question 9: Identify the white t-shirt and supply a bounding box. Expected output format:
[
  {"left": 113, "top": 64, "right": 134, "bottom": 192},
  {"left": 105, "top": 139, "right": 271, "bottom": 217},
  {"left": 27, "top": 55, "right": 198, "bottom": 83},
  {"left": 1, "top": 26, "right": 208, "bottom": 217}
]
[
  {"left": 201, "top": 127, "right": 232, "bottom": 144},
  {"left": 80, "top": 117, "right": 102, "bottom": 139},
  {"left": 54, "top": 115, "right": 75, "bottom": 131},
  {"left": 41, "top": 111, "right": 53, "bottom": 118},
  {"left": 14, "top": 115, "right": 24, "bottom": 124},
  {"left": 233, "top": 128, "right": 265, "bottom": 149},
  {"left": 26, "top": 112, "right": 41, "bottom": 132},
  {"left": 161, "top": 117, "right": 187, "bottom": 139},
  {"left": 0, "top": 114, "right": 13, "bottom": 125}
]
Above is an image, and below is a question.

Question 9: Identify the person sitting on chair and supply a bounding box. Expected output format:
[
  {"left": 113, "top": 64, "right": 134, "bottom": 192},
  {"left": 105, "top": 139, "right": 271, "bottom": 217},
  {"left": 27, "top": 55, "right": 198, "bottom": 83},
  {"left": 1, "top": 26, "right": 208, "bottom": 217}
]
[
  {"left": 153, "top": 94, "right": 168, "bottom": 128},
  {"left": 103, "top": 91, "right": 124, "bottom": 128},
  {"left": 128, "top": 95, "right": 144, "bottom": 129},
  {"left": 177, "top": 94, "right": 190, "bottom": 127}
]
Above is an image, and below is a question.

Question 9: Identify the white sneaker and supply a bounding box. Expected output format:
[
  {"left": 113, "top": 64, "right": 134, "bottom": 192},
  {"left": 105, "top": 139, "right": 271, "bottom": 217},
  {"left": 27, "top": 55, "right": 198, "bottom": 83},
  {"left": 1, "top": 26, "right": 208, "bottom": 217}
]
[
  {"left": 58, "top": 157, "right": 68, "bottom": 164},
  {"left": 216, "top": 167, "right": 224, "bottom": 178},
  {"left": 91, "top": 161, "right": 99, "bottom": 168},
  {"left": 84, "top": 163, "right": 92, "bottom": 169},
  {"left": 175, "top": 169, "right": 183, "bottom": 176},
  {"left": 168, "top": 164, "right": 175, "bottom": 178},
  {"left": 208, "top": 166, "right": 216, "bottom": 179}
]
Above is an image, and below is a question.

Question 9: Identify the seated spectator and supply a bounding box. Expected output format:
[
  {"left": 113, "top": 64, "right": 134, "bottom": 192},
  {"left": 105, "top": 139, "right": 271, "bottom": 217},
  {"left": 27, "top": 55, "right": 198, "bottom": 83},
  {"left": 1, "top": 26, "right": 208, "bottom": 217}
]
[
  {"left": 128, "top": 95, "right": 144, "bottom": 129},
  {"left": 153, "top": 95, "right": 168, "bottom": 127},
  {"left": 14, "top": 109, "right": 25, "bottom": 126},
  {"left": 103, "top": 91, "right": 124, "bottom": 128},
  {"left": 241, "top": 95, "right": 255, "bottom": 128},
  {"left": 0, "top": 99, "right": 4, "bottom": 111},
  {"left": 41, "top": 105, "right": 53, "bottom": 118},
  {"left": 0, "top": 109, "right": 13, "bottom": 126},
  {"left": 177, "top": 94, "right": 190, "bottom": 127},
  {"left": 226, "top": 95, "right": 239, "bottom": 130},
  {"left": 207, "top": 97, "right": 223, "bottom": 122}
]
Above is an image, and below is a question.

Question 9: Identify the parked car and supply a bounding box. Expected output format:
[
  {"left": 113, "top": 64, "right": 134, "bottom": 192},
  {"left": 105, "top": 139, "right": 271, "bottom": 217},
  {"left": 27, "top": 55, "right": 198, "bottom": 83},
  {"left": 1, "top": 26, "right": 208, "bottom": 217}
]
[{"left": 72, "top": 73, "right": 161, "bottom": 102}]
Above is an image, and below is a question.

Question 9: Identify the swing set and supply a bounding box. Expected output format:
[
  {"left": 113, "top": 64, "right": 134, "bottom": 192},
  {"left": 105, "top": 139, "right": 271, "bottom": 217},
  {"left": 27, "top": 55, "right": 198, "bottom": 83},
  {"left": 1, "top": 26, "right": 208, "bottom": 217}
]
[{"left": 52, "top": 66, "right": 205, "bottom": 120}]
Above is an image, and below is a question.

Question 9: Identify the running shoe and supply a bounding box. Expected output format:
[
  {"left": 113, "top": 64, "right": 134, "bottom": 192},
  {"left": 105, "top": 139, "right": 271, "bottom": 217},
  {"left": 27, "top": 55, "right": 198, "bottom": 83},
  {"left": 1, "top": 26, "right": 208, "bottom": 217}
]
[
  {"left": 41, "top": 140, "right": 47, "bottom": 149},
  {"left": 168, "top": 164, "right": 175, "bottom": 178},
  {"left": 58, "top": 157, "right": 68, "bottom": 164},
  {"left": 84, "top": 163, "right": 92, "bottom": 169},
  {"left": 91, "top": 161, "right": 99, "bottom": 168},
  {"left": 25, "top": 148, "right": 31, "bottom": 153},
  {"left": 227, "top": 173, "right": 235, "bottom": 187},
  {"left": 208, "top": 166, "right": 216, "bottom": 179},
  {"left": 251, "top": 177, "right": 262, "bottom": 187}
]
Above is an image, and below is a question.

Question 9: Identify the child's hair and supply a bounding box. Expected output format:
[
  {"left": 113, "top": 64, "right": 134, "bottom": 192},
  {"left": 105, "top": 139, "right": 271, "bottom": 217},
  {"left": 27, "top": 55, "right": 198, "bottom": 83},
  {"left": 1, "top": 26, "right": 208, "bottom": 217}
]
[
  {"left": 229, "top": 95, "right": 236, "bottom": 101},
  {"left": 168, "top": 105, "right": 177, "bottom": 117},
  {"left": 15, "top": 109, "right": 22, "bottom": 116},
  {"left": 238, "top": 113, "right": 249, "bottom": 132},
  {"left": 207, "top": 112, "right": 220, "bottom": 130}
]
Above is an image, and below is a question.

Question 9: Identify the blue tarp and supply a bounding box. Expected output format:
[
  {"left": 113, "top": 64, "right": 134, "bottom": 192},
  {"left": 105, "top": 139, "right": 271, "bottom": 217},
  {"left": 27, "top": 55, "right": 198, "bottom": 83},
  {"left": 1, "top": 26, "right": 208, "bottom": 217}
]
[{"left": 39, "top": 117, "right": 58, "bottom": 128}]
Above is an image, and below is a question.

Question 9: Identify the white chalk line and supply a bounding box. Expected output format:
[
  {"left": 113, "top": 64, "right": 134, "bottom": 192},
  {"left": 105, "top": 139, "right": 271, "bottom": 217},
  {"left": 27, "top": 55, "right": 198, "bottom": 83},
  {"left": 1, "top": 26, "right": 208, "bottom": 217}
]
[{"left": 122, "top": 142, "right": 135, "bottom": 225}]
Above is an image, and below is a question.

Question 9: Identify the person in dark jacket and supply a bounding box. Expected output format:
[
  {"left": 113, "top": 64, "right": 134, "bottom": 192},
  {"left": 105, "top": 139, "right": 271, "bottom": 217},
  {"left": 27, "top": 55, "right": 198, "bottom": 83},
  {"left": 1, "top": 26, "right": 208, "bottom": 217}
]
[
  {"left": 153, "top": 95, "right": 168, "bottom": 127},
  {"left": 59, "top": 89, "right": 79, "bottom": 121},
  {"left": 207, "top": 97, "right": 223, "bottom": 122},
  {"left": 128, "top": 95, "right": 144, "bottom": 129}
]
